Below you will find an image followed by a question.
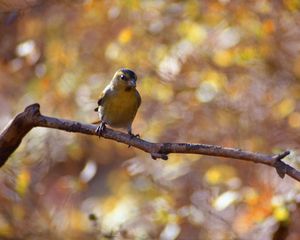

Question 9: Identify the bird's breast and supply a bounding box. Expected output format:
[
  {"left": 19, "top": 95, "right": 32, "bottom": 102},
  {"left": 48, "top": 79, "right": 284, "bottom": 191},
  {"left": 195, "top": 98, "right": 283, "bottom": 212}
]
[{"left": 100, "top": 89, "right": 140, "bottom": 128}]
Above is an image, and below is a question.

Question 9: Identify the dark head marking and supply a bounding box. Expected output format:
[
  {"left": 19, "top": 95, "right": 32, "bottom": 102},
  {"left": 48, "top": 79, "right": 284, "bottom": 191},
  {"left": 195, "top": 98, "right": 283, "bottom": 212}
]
[{"left": 118, "top": 68, "right": 137, "bottom": 81}]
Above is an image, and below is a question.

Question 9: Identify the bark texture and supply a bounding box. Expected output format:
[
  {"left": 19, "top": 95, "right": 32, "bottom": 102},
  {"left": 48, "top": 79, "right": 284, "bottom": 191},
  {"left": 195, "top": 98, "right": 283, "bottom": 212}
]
[{"left": 0, "top": 104, "right": 298, "bottom": 182}]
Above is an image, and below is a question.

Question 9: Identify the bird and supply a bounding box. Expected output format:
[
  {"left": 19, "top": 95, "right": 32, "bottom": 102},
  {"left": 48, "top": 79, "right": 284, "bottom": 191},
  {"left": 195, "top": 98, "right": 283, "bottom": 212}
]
[{"left": 94, "top": 68, "right": 141, "bottom": 137}]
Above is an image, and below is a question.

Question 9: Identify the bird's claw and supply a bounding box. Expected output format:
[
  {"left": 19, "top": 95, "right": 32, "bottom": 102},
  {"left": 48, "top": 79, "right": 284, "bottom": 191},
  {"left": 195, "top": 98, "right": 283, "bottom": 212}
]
[
  {"left": 127, "top": 132, "right": 140, "bottom": 148},
  {"left": 130, "top": 133, "right": 140, "bottom": 139},
  {"left": 95, "top": 122, "right": 106, "bottom": 138}
]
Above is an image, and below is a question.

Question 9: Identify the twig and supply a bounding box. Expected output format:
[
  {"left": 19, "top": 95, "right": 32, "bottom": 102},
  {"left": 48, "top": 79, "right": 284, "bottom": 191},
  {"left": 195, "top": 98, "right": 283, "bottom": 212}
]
[{"left": 0, "top": 104, "right": 298, "bottom": 182}]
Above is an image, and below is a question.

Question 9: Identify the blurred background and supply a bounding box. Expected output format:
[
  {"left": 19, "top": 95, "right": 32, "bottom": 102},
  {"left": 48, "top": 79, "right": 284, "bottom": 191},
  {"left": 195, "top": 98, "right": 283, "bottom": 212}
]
[{"left": 0, "top": 0, "right": 300, "bottom": 239}]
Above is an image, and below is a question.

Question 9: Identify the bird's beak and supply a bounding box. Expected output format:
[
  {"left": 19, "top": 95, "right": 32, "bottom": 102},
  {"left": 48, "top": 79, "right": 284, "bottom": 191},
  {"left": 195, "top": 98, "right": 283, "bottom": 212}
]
[{"left": 128, "top": 79, "right": 136, "bottom": 88}]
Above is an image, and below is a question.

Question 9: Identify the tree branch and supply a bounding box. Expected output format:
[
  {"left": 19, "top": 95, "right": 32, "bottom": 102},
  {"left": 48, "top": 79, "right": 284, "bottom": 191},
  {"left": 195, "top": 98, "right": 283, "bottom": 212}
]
[
  {"left": 0, "top": 103, "right": 298, "bottom": 182},
  {"left": 0, "top": 0, "right": 40, "bottom": 12}
]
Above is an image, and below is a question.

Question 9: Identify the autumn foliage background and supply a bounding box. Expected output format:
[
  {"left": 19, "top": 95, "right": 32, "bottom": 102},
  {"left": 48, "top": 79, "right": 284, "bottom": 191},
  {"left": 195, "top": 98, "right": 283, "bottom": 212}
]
[{"left": 0, "top": 0, "right": 300, "bottom": 239}]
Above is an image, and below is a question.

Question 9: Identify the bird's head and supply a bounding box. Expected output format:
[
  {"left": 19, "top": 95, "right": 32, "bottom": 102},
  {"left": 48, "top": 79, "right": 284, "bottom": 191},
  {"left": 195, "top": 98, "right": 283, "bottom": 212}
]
[{"left": 112, "top": 68, "right": 137, "bottom": 91}]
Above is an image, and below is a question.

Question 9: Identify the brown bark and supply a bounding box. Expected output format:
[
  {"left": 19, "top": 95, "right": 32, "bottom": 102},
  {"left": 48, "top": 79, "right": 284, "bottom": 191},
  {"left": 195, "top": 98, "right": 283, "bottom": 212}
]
[
  {"left": 0, "top": 0, "right": 40, "bottom": 11},
  {"left": 0, "top": 103, "right": 298, "bottom": 182}
]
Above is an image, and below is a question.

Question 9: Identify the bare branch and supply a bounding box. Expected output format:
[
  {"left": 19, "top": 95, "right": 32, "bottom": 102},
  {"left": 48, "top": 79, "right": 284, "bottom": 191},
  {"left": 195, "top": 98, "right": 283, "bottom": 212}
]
[
  {"left": 0, "top": 0, "right": 40, "bottom": 11},
  {"left": 1, "top": 103, "right": 298, "bottom": 182}
]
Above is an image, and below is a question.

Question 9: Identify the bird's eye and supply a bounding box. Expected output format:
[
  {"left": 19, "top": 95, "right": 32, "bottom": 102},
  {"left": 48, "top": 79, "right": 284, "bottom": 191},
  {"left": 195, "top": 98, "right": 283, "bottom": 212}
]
[{"left": 120, "top": 74, "right": 126, "bottom": 80}]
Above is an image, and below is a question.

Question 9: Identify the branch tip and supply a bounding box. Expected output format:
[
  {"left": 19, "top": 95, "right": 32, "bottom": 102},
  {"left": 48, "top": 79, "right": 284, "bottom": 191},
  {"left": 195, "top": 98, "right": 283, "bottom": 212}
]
[
  {"left": 24, "top": 103, "right": 41, "bottom": 117},
  {"left": 275, "top": 150, "right": 290, "bottom": 161},
  {"left": 24, "top": 103, "right": 40, "bottom": 111}
]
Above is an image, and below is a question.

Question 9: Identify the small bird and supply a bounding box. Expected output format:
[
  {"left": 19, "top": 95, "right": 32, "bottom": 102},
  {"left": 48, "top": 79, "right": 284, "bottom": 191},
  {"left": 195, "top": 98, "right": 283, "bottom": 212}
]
[{"left": 94, "top": 68, "right": 141, "bottom": 137}]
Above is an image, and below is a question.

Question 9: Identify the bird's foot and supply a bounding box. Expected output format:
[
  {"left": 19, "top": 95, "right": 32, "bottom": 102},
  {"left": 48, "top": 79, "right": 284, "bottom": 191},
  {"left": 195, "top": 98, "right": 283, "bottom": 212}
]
[
  {"left": 128, "top": 129, "right": 140, "bottom": 139},
  {"left": 130, "top": 133, "right": 140, "bottom": 139},
  {"left": 95, "top": 122, "right": 106, "bottom": 138}
]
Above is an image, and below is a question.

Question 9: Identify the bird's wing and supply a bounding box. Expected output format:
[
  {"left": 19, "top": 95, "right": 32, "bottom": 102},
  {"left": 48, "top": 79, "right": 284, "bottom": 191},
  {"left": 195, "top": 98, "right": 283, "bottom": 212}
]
[
  {"left": 135, "top": 90, "right": 142, "bottom": 108},
  {"left": 94, "top": 86, "right": 112, "bottom": 112}
]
